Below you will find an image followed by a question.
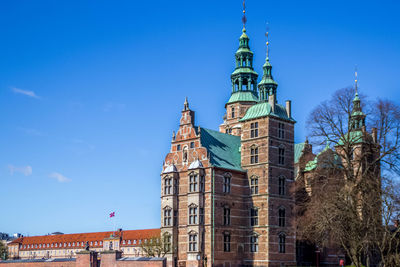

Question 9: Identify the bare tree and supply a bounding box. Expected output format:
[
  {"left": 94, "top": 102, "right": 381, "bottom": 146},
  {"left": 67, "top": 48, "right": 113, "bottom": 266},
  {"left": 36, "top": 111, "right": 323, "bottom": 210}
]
[
  {"left": 139, "top": 235, "right": 169, "bottom": 258},
  {"left": 296, "top": 87, "right": 400, "bottom": 267}
]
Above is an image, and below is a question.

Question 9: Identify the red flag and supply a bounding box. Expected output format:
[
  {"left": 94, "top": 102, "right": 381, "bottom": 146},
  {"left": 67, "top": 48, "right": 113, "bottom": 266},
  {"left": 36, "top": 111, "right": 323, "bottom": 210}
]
[{"left": 109, "top": 212, "right": 115, "bottom": 218}]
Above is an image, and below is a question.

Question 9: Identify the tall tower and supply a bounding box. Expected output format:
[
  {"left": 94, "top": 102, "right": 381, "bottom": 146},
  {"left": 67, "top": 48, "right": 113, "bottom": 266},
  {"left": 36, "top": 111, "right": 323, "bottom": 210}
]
[
  {"left": 239, "top": 29, "right": 297, "bottom": 266},
  {"left": 219, "top": 4, "right": 258, "bottom": 136}
]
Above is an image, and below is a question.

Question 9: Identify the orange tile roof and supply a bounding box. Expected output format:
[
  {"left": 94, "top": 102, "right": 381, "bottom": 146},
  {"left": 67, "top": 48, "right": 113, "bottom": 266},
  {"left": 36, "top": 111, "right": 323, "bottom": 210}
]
[{"left": 9, "top": 229, "right": 160, "bottom": 250}]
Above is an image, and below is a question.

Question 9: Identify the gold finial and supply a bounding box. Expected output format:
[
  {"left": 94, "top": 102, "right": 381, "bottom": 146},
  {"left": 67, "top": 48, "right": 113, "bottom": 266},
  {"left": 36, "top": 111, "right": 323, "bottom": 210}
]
[
  {"left": 354, "top": 65, "right": 358, "bottom": 94},
  {"left": 242, "top": 0, "right": 247, "bottom": 28}
]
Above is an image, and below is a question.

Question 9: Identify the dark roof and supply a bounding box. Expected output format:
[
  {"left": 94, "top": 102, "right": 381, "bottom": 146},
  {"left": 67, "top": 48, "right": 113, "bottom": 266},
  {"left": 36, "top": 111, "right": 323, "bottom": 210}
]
[
  {"left": 0, "top": 258, "right": 76, "bottom": 263},
  {"left": 200, "top": 128, "right": 243, "bottom": 172}
]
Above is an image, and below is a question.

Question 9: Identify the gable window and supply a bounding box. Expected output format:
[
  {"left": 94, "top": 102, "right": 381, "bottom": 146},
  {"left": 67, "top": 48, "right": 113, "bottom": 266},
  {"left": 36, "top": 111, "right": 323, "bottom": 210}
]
[
  {"left": 278, "top": 208, "right": 286, "bottom": 227},
  {"left": 189, "top": 173, "right": 198, "bottom": 192},
  {"left": 250, "top": 122, "right": 259, "bottom": 138},
  {"left": 250, "top": 234, "right": 259, "bottom": 252},
  {"left": 250, "top": 176, "right": 258, "bottom": 195},
  {"left": 250, "top": 208, "right": 258, "bottom": 226},
  {"left": 223, "top": 233, "right": 231, "bottom": 252},
  {"left": 189, "top": 206, "right": 198, "bottom": 225},
  {"left": 164, "top": 177, "right": 172, "bottom": 195},
  {"left": 278, "top": 177, "right": 286, "bottom": 196},
  {"left": 278, "top": 123, "right": 285, "bottom": 139},
  {"left": 279, "top": 234, "right": 286, "bottom": 253},
  {"left": 188, "top": 233, "right": 197, "bottom": 252},
  {"left": 163, "top": 234, "right": 171, "bottom": 252},
  {"left": 231, "top": 107, "right": 235, "bottom": 118},
  {"left": 177, "top": 144, "right": 181, "bottom": 151},
  {"left": 223, "top": 174, "right": 231, "bottom": 193},
  {"left": 251, "top": 146, "right": 259, "bottom": 164},
  {"left": 164, "top": 207, "right": 172, "bottom": 226},
  {"left": 278, "top": 147, "right": 285, "bottom": 165},
  {"left": 223, "top": 207, "right": 231, "bottom": 225}
]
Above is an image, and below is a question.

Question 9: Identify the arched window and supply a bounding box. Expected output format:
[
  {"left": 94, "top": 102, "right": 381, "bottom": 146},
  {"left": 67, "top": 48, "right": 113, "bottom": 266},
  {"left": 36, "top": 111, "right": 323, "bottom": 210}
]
[
  {"left": 250, "top": 176, "right": 258, "bottom": 194},
  {"left": 279, "top": 233, "right": 286, "bottom": 253},
  {"left": 278, "top": 146, "right": 285, "bottom": 165},
  {"left": 188, "top": 204, "right": 198, "bottom": 225},
  {"left": 183, "top": 147, "right": 188, "bottom": 162},
  {"left": 223, "top": 173, "right": 231, "bottom": 193},
  {"left": 189, "top": 172, "right": 198, "bottom": 192},
  {"left": 223, "top": 232, "right": 231, "bottom": 252},
  {"left": 250, "top": 233, "right": 259, "bottom": 252},
  {"left": 164, "top": 176, "right": 172, "bottom": 195},
  {"left": 278, "top": 176, "right": 286, "bottom": 196},
  {"left": 278, "top": 208, "right": 286, "bottom": 227},
  {"left": 223, "top": 206, "right": 230, "bottom": 225},
  {"left": 188, "top": 232, "right": 197, "bottom": 252},
  {"left": 251, "top": 146, "right": 259, "bottom": 164},
  {"left": 163, "top": 207, "right": 172, "bottom": 226}
]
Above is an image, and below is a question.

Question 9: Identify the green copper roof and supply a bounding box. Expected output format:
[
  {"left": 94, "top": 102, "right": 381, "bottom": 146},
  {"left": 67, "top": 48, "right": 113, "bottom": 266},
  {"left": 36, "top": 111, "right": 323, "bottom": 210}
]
[
  {"left": 235, "top": 47, "right": 253, "bottom": 54},
  {"left": 239, "top": 102, "right": 295, "bottom": 122},
  {"left": 337, "top": 130, "right": 365, "bottom": 146},
  {"left": 227, "top": 91, "right": 258, "bottom": 104},
  {"left": 200, "top": 128, "right": 243, "bottom": 171},
  {"left": 304, "top": 143, "right": 342, "bottom": 172},
  {"left": 294, "top": 143, "right": 306, "bottom": 164},
  {"left": 231, "top": 67, "right": 258, "bottom": 76},
  {"left": 259, "top": 77, "right": 278, "bottom": 86}
]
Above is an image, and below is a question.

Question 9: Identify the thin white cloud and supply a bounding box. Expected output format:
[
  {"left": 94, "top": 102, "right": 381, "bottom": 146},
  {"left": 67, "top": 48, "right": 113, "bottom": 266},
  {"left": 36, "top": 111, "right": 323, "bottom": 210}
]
[
  {"left": 11, "top": 87, "right": 40, "bottom": 99},
  {"left": 8, "top": 165, "right": 33, "bottom": 176},
  {"left": 49, "top": 172, "right": 71, "bottom": 183},
  {"left": 18, "top": 127, "right": 44, "bottom": 136}
]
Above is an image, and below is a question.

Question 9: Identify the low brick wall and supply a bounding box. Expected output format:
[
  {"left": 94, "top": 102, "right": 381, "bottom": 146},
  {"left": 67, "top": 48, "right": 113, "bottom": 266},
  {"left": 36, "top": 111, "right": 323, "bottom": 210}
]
[
  {"left": 0, "top": 259, "right": 76, "bottom": 267},
  {"left": 0, "top": 250, "right": 166, "bottom": 267}
]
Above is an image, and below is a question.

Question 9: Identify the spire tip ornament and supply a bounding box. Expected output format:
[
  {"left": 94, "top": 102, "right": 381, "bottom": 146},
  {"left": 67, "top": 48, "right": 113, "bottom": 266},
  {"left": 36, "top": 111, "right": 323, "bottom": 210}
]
[
  {"left": 265, "top": 22, "right": 270, "bottom": 60},
  {"left": 242, "top": 0, "right": 247, "bottom": 29},
  {"left": 354, "top": 65, "right": 358, "bottom": 94}
]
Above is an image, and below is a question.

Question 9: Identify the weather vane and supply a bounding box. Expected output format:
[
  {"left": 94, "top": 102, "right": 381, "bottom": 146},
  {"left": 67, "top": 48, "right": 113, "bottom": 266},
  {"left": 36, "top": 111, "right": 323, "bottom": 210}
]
[
  {"left": 265, "top": 22, "right": 270, "bottom": 59},
  {"left": 355, "top": 65, "right": 358, "bottom": 93},
  {"left": 242, "top": 0, "right": 247, "bottom": 27}
]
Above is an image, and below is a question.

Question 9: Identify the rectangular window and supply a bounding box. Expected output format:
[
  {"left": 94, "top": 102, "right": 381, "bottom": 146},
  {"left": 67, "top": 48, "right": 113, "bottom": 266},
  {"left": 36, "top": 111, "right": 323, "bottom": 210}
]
[
  {"left": 231, "top": 107, "right": 235, "bottom": 118},
  {"left": 278, "top": 147, "right": 285, "bottom": 165},
  {"left": 250, "top": 122, "right": 259, "bottom": 138},
  {"left": 199, "top": 175, "right": 205, "bottom": 192},
  {"left": 278, "top": 123, "right": 285, "bottom": 139},
  {"left": 190, "top": 142, "right": 195, "bottom": 148},
  {"left": 250, "top": 235, "right": 259, "bottom": 252},
  {"left": 250, "top": 177, "right": 258, "bottom": 194},
  {"left": 199, "top": 208, "right": 204, "bottom": 224},
  {"left": 189, "top": 174, "right": 198, "bottom": 192},
  {"left": 174, "top": 210, "right": 178, "bottom": 226},
  {"left": 189, "top": 234, "right": 197, "bottom": 252},
  {"left": 223, "top": 176, "right": 231, "bottom": 193},
  {"left": 250, "top": 208, "right": 258, "bottom": 226},
  {"left": 224, "top": 233, "right": 231, "bottom": 252},
  {"left": 164, "top": 178, "right": 172, "bottom": 195},
  {"left": 164, "top": 235, "right": 171, "bottom": 252},
  {"left": 251, "top": 147, "right": 259, "bottom": 164},
  {"left": 177, "top": 144, "right": 181, "bottom": 151},
  {"left": 189, "top": 207, "right": 198, "bottom": 225},
  {"left": 223, "top": 207, "right": 230, "bottom": 225},
  {"left": 279, "top": 209, "right": 286, "bottom": 227},
  {"left": 164, "top": 209, "right": 172, "bottom": 226}
]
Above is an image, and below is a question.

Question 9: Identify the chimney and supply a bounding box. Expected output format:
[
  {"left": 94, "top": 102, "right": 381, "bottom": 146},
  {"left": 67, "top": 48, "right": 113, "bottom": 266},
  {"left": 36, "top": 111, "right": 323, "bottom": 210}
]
[
  {"left": 285, "top": 100, "right": 292, "bottom": 118},
  {"left": 372, "top": 127, "right": 378, "bottom": 143},
  {"left": 269, "top": 94, "right": 276, "bottom": 113}
]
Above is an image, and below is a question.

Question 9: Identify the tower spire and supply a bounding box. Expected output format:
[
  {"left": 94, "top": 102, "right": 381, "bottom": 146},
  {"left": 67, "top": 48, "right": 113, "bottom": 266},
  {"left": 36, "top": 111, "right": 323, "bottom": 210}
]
[
  {"left": 354, "top": 65, "right": 358, "bottom": 94},
  {"left": 242, "top": 0, "right": 247, "bottom": 30},
  {"left": 258, "top": 23, "right": 277, "bottom": 102}
]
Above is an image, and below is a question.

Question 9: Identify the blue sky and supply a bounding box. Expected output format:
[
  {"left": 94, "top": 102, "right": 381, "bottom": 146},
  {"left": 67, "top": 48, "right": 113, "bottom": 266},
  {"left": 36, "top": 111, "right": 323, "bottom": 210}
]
[{"left": 1, "top": 0, "right": 399, "bottom": 236}]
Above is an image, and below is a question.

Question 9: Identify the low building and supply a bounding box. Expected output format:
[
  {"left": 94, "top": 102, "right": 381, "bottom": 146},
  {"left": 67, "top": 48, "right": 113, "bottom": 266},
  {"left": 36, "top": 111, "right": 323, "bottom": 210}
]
[{"left": 7, "top": 229, "right": 160, "bottom": 260}]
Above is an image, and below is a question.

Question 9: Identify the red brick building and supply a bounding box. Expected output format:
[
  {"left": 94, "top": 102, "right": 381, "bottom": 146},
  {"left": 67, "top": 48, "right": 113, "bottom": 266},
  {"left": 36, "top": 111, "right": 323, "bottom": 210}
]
[{"left": 160, "top": 23, "right": 296, "bottom": 267}]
